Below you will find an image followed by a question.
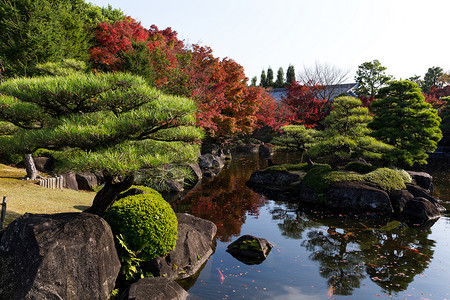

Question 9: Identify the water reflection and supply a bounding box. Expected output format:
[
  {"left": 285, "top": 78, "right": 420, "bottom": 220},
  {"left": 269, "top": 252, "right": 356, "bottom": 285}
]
[
  {"left": 274, "top": 206, "right": 436, "bottom": 296},
  {"left": 170, "top": 152, "right": 448, "bottom": 298},
  {"left": 171, "top": 154, "right": 269, "bottom": 242}
]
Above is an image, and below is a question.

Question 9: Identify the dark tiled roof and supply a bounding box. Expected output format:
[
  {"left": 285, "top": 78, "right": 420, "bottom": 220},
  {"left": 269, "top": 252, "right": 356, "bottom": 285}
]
[{"left": 268, "top": 83, "right": 358, "bottom": 102}]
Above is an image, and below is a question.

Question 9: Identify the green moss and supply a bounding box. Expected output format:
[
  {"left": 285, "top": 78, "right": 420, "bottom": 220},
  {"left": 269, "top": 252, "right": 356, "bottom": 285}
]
[
  {"left": 301, "top": 165, "right": 407, "bottom": 193},
  {"left": 362, "top": 168, "right": 406, "bottom": 192},
  {"left": 233, "top": 239, "right": 261, "bottom": 251},
  {"left": 301, "top": 164, "right": 333, "bottom": 192},
  {"left": 104, "top": 191, "right": 178, "bottom": 261}
]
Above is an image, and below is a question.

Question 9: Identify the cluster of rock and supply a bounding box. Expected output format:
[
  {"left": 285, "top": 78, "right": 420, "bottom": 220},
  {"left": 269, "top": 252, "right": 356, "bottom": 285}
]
[
  {"left": 0, "top": 212, "right": 217, "bottom": 299},
  {"left": 247, "top": 168, "right": 445, "bottom": 226}
]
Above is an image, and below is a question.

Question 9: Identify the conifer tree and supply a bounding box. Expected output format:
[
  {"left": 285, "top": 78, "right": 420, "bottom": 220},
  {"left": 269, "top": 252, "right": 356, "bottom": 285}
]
[
  {"left": 266, "top": 67, "right": 274, "bottom": 87},
  {"left": 260, "top": 70, "right": 267, "bottom": 87},
  {"left": 275, "top": 67, "right": 285, "bottom": 88},
  {"left": 308, "top": 97, "right": 392, "bottom": 164},
  {"left": 369, "top": 80, "right": 442, "bottom": 166},
  {"left": 286, "top": 65, "right": 296, "bottom": 85}
]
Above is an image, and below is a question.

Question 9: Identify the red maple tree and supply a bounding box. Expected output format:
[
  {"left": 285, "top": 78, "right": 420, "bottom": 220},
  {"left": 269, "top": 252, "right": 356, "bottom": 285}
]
[{"left": 281, "top": 81, "right": 331, "bottom": 127}]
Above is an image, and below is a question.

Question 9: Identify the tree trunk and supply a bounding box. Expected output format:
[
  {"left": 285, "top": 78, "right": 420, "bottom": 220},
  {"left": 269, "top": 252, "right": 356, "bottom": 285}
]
[
  {"left": 23, "top": 153, "right": 38, "bottom": 180},
  {"left": 84, "top": 174, "right": 134, "bottom": 217}
]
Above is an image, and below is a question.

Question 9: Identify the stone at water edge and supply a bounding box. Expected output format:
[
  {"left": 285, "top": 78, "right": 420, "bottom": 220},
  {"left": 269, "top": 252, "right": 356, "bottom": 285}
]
[
  {"left": 226, "top": 235, "right": 273, "bottom": 265},
  {"left": 402, "top": 197, "right": 441, "bottom": 224},
  {"left": 142, "top": 213, "right": 217, "bottom": 280},
  {"left": 127, "top": 277, "right": 188, "bottom": 300},
  {"left": 0, "top": 212, "right": 120, "bottom": 300}
]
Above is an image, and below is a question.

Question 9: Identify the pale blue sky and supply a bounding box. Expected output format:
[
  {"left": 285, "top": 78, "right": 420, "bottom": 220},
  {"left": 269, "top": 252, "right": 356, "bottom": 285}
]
[{"left": 88, "top": 0, "right": 449, "bottom": 83}]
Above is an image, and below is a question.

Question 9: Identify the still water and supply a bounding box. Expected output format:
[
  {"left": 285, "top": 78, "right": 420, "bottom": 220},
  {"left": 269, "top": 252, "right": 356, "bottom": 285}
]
[{"left": 170, "top": 152, "right": 450, "bottom": 300}]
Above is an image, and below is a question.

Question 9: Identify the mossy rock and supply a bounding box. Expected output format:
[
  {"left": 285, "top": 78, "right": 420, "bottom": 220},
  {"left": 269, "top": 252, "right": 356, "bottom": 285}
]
[
  {"left": 344, "top": 162, "right": 376, "bottom": 174},
  {"left": 104, "top": 191, "right": 178, "bottom": 261}
]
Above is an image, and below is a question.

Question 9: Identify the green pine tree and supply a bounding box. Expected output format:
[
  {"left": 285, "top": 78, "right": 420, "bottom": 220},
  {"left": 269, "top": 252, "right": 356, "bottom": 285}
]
[
  {"left": 308, "top": 96, "right": 392, "bottom": 164},
  {"left": 0, "top": 72, "right": 202, "bottom": 215},
  {"left": 286, "top": 65, "right": 296, "bottom": 85},
  {"left": 275, "top": 67, "right": 285, "bottom": 88},
  {"left": 369, "top": 80, "right": 442, "bottom": 166},
  {"left": 266, "top": 67, "right": 274, "bottom": 87}
]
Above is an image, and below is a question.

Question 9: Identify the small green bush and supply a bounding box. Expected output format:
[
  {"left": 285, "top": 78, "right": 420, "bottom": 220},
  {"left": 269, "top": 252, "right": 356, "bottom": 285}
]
[
  {"left": 104, "top": 191, "right": 178, "bottom": 261},
  {"left": 344, "top": 162, "right": 376, "bottom": 174},
  {"left": 33, "top": 148, "right": 55, "bottom": 158}
]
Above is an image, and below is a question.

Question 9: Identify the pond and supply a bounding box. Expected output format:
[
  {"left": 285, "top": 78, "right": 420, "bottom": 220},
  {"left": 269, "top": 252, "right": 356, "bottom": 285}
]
[{"left": 170, "top": 152, "right": 450, "bottom": 300}]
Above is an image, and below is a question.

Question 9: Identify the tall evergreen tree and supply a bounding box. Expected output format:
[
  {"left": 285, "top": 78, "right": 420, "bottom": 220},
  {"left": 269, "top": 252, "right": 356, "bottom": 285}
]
[
  {"left": 250, "top": 76, "right": 257, "bottom": 86},
  {"left": 260, "top": 70, "right": 267, "bottom": 87},
  {"left": 421, "top": 66, "right": 444, "bottom": 93},
  {"left": 275, "top": 67, "right": 285, "bottom": 88},
  {"left": 286, "top": 65, "right": 296, "bottom": 85},
  {"left": 266, "top": 67, "right": 274, "bottom": 87},
  {"left": 355, "top": 60, "right": 392, "bottom": 98},
  {"left": 0, "top": 0, "right": 124, "bottom": 77},
  {"left": 369, "top": 80, "right": 442, "bottom": 166}
]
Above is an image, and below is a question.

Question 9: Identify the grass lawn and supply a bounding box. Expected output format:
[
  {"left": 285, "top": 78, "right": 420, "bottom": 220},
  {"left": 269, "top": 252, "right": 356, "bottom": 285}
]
[{"left": 0, "top": 164, "right": 95, "bottom": 227}]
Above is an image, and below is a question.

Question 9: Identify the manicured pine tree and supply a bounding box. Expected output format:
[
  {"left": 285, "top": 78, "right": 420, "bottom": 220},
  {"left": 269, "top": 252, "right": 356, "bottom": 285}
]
[
  {"left": 308, "top": 96, "right": 392, "bottom": 164},
  {"left": 275, "top": 67, "right": 285, "bottom": 88},
  {"left": 0, "top": 72, "right": 202, "bottom": 215},
  {"left": 369, "top": 80, "right": 442, "bottom": 166}
]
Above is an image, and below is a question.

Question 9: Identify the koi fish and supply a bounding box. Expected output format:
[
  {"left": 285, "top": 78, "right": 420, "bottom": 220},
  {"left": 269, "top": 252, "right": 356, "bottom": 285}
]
[
  {"left": 218, "top": 269, "right": 225, "bottom": 284},
  {"left": 327, "top": 285, "right": 334, "bottom": 298},
  {"left": 397, "top": 246, "right": 430, "bottom": 258},
  {"left": 343, "top": 232, "right": 353, "bottom": 239}
]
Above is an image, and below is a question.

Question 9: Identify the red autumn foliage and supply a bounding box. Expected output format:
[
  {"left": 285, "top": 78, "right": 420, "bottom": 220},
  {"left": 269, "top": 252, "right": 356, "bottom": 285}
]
[
  {"left": 423, "top": 92, "right": 446, "bottom": 112},
  {"left": 89, "top": 19, "right": 280, "bottom": 136},
  {"left": 281, "top": 81, "right": 331, "bottom": 128},
  {"left": 89, "top": 17, "right": 148, "bottom": 71}
]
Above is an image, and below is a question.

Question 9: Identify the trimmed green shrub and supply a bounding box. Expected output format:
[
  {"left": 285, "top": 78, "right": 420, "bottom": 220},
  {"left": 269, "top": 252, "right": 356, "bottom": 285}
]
[
  {"left": 344, "top": 162, "right": 376, "bottom": 174},
  {"left": 104, "top": 191, "right": 178, "bottom": 261}
]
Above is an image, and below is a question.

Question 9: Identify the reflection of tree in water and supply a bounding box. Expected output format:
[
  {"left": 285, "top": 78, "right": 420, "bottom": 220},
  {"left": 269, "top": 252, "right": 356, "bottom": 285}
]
[
  {"left": 303, "top": 227, "right": 366, "bottom": 295},
  {"left": 358, "top": 222, "right": 435, "bottom": 295},
  {"left": 171, "top": 155, "right": 268, "bottom": 242},
  {"left": 272, "top": 205, "right": 318, "bottom": 240},
  {"left": 273, "top": 207, "right": 437, "bottom": 296}
]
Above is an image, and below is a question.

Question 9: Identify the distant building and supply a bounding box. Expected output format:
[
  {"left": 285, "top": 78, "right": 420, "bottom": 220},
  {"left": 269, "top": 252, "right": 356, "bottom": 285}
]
[{"left": 268, "top": 83, "right": 359, "bottom": 102}]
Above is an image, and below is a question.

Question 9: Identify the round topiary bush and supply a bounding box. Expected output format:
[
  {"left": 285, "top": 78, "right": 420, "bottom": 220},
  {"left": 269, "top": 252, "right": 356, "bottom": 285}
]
[{"left": 104, "top": 191, "right": 178, "bottom": 261}]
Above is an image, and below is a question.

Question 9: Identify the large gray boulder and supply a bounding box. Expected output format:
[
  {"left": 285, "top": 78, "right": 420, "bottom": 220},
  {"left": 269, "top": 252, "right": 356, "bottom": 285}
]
[
  {"left": 0, "top": 213, "right": 120, "bottom": 300},
  {"left": 33, "top": 156, "right": 54, "bottom": 173},
  {"left": 324, "top": 181, "right": 393, "bottom": 213},
  {"left": 76, "top": 172, "right": 98, "bottom": 191},
  {"left": 198, "top": 153, "right": 224, "bottom": 169},
  {"left": 127, "top": 277, "right": 188, "bottom": 300},
  {"left": 143, "top": 213, "right": 217, "bottom": 280},
  {"left": 61, "top": 170, "right": 78, "bottom": 190}
]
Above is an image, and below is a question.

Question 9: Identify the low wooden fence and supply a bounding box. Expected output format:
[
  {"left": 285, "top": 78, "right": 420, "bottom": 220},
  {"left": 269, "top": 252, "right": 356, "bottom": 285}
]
[{"left": 39, "top": 176, "right": 64, "bottom": 189}]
